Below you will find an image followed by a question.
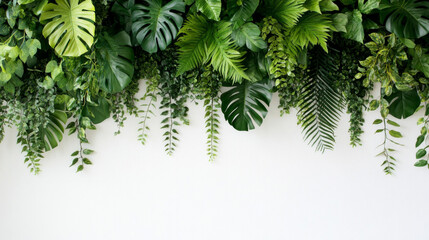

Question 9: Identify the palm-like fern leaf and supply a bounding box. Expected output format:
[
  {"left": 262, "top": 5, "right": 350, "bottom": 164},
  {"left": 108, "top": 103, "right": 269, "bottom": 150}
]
[
  {"left": 176, "top": 15, "right": 213, "bottom": 75},
  {"left": 259, "top": 0, "right": 306, "bottom": 28},
  {"left": 210, "top": 21, "right": 248, "bottom": 82},
  {"left": 298, "top": 46, "right": 343, "bottom": 152},
  {"left": 289, "top": 12, "right": 333, "bottom": 52},
  {"left": 176, "top": 16, "right": 248, "bottom": 82}
]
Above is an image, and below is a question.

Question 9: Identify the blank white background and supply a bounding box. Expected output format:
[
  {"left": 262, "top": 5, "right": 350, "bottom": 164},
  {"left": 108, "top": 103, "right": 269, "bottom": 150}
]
[{"left": 1, "top": 91, "right": 429, "bottom": 240}]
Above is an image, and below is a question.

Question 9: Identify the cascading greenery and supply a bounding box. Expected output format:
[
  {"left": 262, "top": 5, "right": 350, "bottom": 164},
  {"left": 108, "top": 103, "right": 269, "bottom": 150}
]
[{"left": 0, "top": 0, "right": 429, "bottom": 174}]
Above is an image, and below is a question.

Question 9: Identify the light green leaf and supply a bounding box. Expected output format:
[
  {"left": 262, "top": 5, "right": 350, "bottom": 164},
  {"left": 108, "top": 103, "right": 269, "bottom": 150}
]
[
  {"left": 195, "top": 0, "right": 221, "bottom": 21},
  {"left": 389, "top": 130, "right": 403, "bottom": 138},
  {"left": 304, "top": 0, "right": 322, "bottom": 13},
  {"left": 289, "top": 12, "right": 333, "bottom": 52},
  {"left": 40, "top": 0, "right": 95, "bottom": 57},
  {"left": 358, "top": 0, "right": 380, "bottom": 14},
  {"left": 231, "top": 22, "right": 267, "bottom": 52},
  {"left": 320, "top": 0, "right": 339, "bottom": 11}
]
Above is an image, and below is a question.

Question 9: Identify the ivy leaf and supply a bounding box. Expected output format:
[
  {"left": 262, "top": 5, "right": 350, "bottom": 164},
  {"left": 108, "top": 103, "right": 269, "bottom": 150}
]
[
  {"left": 380, "top": 0, "right": 429, "bottom": 39},
  {"left": 344, "top": 10, "right": 364, "bottom": 43},
  {"left": 96, "top": 31, "right": 135, "bottom": 93},
  {"left": 132, "top": 0, "right": 185, "bottom": 53},
  {"left": 231, "top": 22, "right": 267, "bottom": 52},
  {"left": 195, "top": 0, "right": 221, "bottom": 21},
  {"left": 221, "top": 80, "right": 273, "bottom": 131},
  {"left": 384, "top": 88, "right": 420, "bottom": 119},
  {"left": 40, "top": 0, "right": 95, "bottom": 56}
]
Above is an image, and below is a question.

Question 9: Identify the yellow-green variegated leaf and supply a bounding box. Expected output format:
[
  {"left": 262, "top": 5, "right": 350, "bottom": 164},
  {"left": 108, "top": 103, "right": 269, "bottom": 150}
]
[{"left": 40, "top": 0, "right": 95, "bottom": 57}]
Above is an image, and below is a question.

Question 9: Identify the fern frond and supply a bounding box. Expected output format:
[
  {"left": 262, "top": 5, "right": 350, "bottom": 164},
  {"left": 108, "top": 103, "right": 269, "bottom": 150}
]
[
  {"left": 138, "top": 93, "right": 157, "bottom": 145},
  {"left": 259, "top": 0, "right": 306, "bottom": 28},
  {"left": 210, "top": 21, "right": 248, "bottom": 83},
  {"left": 205, "top": 97, "right": 220, "bottom": 161},
  {"left": 176, "top": 15, "right": 213, "bottom": 75},
  {"left": 177, "top": 16, "right": 248, "bottom": 82},
  {"left": 289, "top": 12, "right": 333, "bottom": 52},
  {"left": 298, "top": 46, "right": 343, "bottom": 152}
]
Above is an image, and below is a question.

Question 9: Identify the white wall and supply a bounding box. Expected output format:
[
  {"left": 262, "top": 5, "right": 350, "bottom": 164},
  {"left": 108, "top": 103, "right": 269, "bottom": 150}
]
[{"left": 1, "top": 92, "right": 429, "bottom": 240}]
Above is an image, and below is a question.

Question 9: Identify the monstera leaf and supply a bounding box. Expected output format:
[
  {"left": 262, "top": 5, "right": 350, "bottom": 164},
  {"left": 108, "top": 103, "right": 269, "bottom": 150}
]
[
  {"left": 96, "top": 31, "right": 135, "bottom": 93},
  {"left": 221, "top": 80, "right": 273, "bottom": 131},
  {"left": 82, "top": 97, "right": 111, "bottom": 124},
  {"left": 384, "top": 87, "right": 420, "bottom": 119},
  {"left": 195, "top": 0, "right": 221, "bottom": 21},
  {"left": 380, "top": 0, "right": 429, "bottom": 39},
  {"left": 131, "top": 0, "right": 185, "bottom": 53},
  {"left": 40, "top": 110, "right": 68, "bottom": 151},
  {"left": 40, "top": 0, "right": 95, "bottom": 57}
]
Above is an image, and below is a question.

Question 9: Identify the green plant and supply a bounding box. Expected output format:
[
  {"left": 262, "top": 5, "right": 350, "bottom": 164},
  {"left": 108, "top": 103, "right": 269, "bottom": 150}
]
[
  {"left": 298, "top": 46, "right": 344, "bottom": 152},
  {"left": 40, "top": 0, "right": 96, "bottom": 57},
  {"left": 131, "top": 0, "right": 185, "bottom": 53},
  {"left": 2, "top": 0, "right": 429, "bottom": 174}
]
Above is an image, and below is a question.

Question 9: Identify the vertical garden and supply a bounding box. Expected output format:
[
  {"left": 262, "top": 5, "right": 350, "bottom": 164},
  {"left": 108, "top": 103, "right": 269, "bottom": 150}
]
[{"left": 0, "top": 0, "right": 428, "bottom": 174}]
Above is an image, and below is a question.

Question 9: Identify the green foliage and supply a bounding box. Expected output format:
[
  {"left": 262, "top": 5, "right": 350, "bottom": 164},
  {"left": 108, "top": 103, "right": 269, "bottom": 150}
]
[
  {"left": 221, "top": 79, "right": 273, "bottom": 131},
  {"left": 131, "top": 0, "right": 185, "bottom": 53},
  {"left": 96, "top": 31, "right": 135, "bottom": 93},
  {"left": 384, "top": 87, "right": 420, "bottom": 119},
  {"left": 156, "top": 48, "right": 193, "bottom": 155},
  {"left": 414, "top": 104, "right": 429, "bottom": 169},
  {"left": 137, "top": 52, "right": 160, "bottom": 145},
  {"left": 40, "top": 0, "right": 95, "bottom": 56},
  {"left": 261, "top": 17, "right": 300, "bottom": 114},
  {"left": 380, "top": 0, "right": 429, "bottom": 39},
  {"left": 298, "top": 46, "right": 344, "bottom": 152},
  {"left": 227, "top": 0, "right": 259, "bottom": 28},
  {"left": 196, "top": 67, "right": 221, "bottom": 161},
  {"left": 335, "top": 38, "right": 371, "bottom": 146},
  {"left": 358, "top": 33, "right": 418, "bottom": 94},
  {"left": 259, "top": 0, "right": 306, "bottom": 28},
  {"left": 231, "top": 22, "right": 267, "bottom": 52},
  {"left": 195, "top": 0, "right": 221, "bottom": 21},
  {"left": 289, "top": 12, "right": 333, "bottom": 52},
  {"left": 373, "top": 116, "right": 403, "bottom": 174},
  {"left": 176, "top": 15, "right": 248, "bottom": 82},
  {"left": 1, "top": 0, "right": 429, "bottom": 174}
]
